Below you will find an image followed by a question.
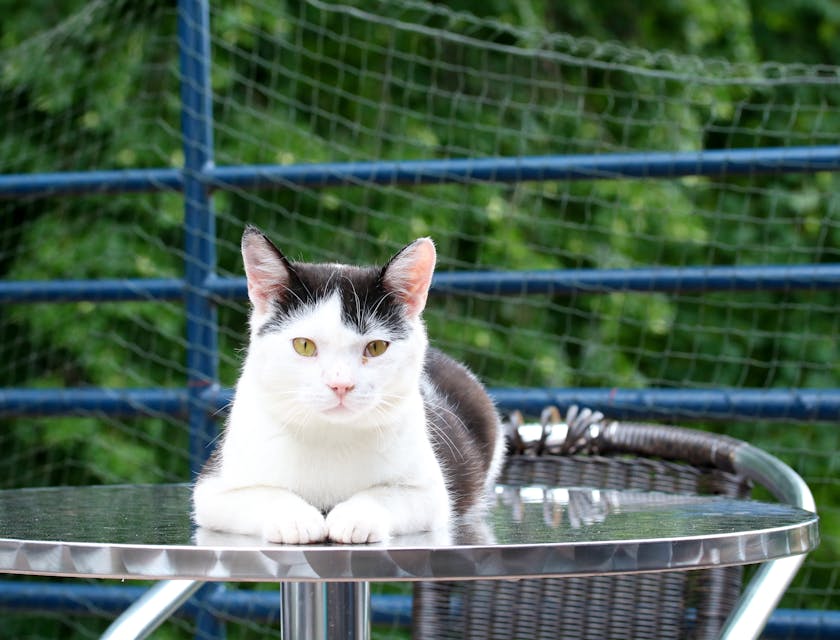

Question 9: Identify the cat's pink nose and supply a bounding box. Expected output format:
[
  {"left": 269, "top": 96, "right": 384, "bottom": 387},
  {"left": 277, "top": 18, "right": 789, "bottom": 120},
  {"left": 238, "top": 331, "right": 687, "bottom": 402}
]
[{"left": 329, "top": 383, "right": 355, "bottom": 399}]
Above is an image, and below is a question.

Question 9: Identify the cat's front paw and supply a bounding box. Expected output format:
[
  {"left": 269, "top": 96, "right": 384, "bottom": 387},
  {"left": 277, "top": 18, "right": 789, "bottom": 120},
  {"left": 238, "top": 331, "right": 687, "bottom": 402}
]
[
  {"left": 262, "top": 502, "right": 328, "bottom": 544},
  {"left": 326, "top": 499, "right": 392, "bottom": 544}
]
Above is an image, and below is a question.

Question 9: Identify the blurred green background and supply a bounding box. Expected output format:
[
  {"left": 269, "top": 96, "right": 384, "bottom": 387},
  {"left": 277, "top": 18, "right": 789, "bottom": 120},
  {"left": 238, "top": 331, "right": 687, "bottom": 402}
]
[{"left": 1, "top": 0, "right": 838, "bottom": 637}]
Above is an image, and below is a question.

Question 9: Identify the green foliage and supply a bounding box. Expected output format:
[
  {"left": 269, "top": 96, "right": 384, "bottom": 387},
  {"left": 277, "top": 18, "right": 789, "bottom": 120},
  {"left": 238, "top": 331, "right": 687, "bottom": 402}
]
[{"left": 1, "top": 0, "right": 839, "bottom": 634}]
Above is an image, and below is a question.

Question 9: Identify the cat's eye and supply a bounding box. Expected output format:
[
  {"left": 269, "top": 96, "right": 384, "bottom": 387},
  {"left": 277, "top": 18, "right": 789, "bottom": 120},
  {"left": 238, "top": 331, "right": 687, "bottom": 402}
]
[
  {"left": 292, "top": 337, "right": 317, "bottom": 357},
  {"left": 364, "top": 340, "right": 389, "bottom": 358}
]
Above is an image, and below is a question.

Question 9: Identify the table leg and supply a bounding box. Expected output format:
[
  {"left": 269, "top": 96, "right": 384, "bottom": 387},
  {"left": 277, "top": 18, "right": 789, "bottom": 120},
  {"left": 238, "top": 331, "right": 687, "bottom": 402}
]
[
  {"left": 281, "top": 582, "right": 371, "bottom": 640},
  {"left": 100, "top": 579, "right": 204, "bottom": 640}
]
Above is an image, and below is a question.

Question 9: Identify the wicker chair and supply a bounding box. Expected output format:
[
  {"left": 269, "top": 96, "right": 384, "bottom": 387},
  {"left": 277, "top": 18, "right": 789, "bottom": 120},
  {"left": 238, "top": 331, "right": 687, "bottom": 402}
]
[{"left": 413, "top": 407, "right": 815, "bottom": 640}]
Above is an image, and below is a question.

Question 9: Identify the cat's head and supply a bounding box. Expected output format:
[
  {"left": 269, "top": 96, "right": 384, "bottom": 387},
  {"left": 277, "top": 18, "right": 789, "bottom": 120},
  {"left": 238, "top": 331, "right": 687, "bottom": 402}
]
[{"left": 240, "top": 225, "right": 435, "bottom": 430}]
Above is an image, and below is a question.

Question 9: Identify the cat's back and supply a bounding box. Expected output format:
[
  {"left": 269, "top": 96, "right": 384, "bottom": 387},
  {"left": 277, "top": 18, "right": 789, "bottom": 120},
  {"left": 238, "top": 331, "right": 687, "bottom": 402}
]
[{"left": 422, "top": 348, "right": 503, "bottom": 515}]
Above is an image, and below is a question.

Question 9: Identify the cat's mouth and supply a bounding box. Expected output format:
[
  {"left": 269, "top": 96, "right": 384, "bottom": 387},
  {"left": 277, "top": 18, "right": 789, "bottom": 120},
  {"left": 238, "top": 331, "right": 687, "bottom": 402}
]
[
  {"left": 326, "top": 402, "right": 350, "bottom": 413},
  {"left": 323, "top": 401, "right": 356, "bottom": 418},
  {"left": 320, "top": 398, "right": 378, "bottom": 425}
]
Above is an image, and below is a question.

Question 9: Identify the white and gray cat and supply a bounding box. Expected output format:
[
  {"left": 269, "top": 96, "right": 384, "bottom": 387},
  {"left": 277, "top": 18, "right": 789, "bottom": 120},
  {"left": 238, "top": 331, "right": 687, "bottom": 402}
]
[{"left": 192, "top": 226, "right": 504, "bottom": 544}]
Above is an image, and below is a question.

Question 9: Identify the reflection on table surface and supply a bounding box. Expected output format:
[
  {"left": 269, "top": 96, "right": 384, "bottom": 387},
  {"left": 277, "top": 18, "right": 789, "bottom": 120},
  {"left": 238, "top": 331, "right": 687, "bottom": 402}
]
[
  {"left": 0, "top": 483, "right": 819, "bottom": 581},
  {"left": 0, "top": 483, "right": 815, "bottom": 546}
]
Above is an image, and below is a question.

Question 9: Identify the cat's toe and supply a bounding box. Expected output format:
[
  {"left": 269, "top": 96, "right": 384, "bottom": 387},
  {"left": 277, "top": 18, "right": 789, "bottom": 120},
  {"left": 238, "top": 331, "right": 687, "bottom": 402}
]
[
  {"left": 263, "top": 505, "right": 327, "bottom": 544},
  {"left": 326, "top": 501, "right": 391, "bottom": 544},
  {"left": 327, "top": 518, "right": 385, "bottom": 544}
]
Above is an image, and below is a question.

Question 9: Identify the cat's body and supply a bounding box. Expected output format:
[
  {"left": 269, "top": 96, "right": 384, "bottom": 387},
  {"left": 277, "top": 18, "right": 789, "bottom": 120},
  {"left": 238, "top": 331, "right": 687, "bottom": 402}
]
[{"left": 192, "top": 227, "right": 504, "bottom": 544}]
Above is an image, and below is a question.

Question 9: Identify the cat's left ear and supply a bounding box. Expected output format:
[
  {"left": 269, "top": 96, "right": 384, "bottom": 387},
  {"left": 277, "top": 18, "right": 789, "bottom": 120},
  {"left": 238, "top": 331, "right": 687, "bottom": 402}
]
[{"left": 381, "top": 238, "right": 436, "bottom": 319}]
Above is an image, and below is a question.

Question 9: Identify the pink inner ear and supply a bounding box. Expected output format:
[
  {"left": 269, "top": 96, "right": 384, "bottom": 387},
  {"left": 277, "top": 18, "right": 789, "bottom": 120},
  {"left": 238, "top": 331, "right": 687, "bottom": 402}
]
[
  {"left": 385, "top": 238, "right": 436, "bottom": 318},
  {"left": 242, "top": 232, "right": 290, "bottom": 315}
]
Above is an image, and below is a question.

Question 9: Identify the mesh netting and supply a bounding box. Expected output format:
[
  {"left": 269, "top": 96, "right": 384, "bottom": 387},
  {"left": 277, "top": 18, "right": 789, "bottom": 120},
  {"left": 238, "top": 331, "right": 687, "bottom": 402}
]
[{"left": 1, "top": 0, "right": 839, "bottom": 637}]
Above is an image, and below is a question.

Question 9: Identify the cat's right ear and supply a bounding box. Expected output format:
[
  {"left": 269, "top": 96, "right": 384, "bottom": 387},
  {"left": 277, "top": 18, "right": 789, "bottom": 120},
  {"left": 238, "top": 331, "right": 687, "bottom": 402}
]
[{"left": 241, "top": 226, "right": 292, "bottom": 315}]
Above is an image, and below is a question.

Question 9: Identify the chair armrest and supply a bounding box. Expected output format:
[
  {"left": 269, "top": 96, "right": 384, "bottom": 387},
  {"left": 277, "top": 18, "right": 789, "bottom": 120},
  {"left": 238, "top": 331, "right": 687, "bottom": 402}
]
[{"left": 720, "top": 442, "right": 817, "bottom": 640}]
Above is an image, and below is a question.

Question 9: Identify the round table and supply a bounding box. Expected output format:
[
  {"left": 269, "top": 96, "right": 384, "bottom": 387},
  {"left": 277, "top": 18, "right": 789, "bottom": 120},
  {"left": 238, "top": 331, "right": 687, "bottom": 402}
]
[{"left": 0, "top": 483, "right": 819, "bottom": 639}]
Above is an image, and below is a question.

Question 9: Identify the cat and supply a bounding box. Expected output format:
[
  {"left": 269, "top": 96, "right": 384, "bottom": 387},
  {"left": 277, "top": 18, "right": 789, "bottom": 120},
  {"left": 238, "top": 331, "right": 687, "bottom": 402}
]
[{"left": 192, "top": 226, "right": 505, "bottom": 544}]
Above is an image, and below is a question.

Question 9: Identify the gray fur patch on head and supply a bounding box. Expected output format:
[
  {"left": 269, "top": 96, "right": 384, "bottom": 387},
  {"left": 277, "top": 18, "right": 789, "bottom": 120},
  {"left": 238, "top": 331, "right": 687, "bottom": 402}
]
[
  {"left": 242, "top": 231, "right": 434, "bottom": 340},
  {"left": 257, "top": 261, "right": 410, "bottom": 340}
]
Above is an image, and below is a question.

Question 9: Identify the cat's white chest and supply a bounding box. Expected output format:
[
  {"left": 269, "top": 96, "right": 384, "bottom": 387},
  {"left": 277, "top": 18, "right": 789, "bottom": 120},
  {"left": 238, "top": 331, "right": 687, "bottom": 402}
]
[{"left": 220, "top": 393, "right": 441, "bottom": 511}]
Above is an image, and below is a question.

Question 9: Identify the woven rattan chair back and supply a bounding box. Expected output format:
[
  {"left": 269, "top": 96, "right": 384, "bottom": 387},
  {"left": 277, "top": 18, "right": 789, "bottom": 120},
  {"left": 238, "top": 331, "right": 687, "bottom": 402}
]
[{"left": 413, "top": 413, "right": 754, "bottom": 640}]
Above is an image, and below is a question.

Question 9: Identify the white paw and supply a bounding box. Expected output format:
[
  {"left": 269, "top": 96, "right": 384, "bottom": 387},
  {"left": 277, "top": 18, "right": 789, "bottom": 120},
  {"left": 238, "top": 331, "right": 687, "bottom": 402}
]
[
  {"left": 262, "top": 502, "right": 328, "bottom": 544},
  {"left": 326, "top": 500, "right": 391, "bottom": 544}
]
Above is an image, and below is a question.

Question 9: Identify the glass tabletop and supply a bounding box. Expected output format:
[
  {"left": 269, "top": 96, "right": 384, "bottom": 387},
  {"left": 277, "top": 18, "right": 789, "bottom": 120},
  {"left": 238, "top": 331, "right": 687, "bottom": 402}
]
[{"left": 0, "top": 483, "right": 818, "bottom": 582}]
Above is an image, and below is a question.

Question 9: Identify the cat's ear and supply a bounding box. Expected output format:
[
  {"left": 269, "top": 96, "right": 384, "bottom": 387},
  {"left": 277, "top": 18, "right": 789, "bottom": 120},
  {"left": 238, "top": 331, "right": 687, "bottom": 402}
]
[
  {"left": 241, "top": 226, "right": 293, "bottom": 315},
  {"left": 381, "top": 238, "right": 436, "bottom": 319}
]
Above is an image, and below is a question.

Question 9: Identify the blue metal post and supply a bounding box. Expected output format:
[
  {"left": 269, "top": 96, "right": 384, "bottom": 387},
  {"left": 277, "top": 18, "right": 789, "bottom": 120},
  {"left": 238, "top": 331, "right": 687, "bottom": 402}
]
[
  {"left": 178, "top": 0, "right": 219, "bottom": 479},
  {"left": 178, "top": 3, "right": 224, "bottom": 637}
]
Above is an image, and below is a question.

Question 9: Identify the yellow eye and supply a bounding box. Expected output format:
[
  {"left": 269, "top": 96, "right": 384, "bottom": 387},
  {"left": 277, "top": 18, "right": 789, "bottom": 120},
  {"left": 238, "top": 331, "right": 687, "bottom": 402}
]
[
  {"left": 292, "top": 337, "right": 317, "bottom": 357},
  {"left": 364, "top": 340, "right": 389, "bottom": 358}
]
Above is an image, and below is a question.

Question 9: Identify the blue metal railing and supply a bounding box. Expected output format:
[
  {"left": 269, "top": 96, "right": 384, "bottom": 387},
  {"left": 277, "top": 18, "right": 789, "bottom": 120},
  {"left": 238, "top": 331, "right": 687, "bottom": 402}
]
[
  {"left": 0, "top": 579, "right": 835, "bottom": 640},
  {"left": 178, "top": 0, "right": 220, "bottom": 483},
  {"left": 16, "top": 581, "right": 823, "bottom": 639},
  {"left": 4, "top": 145, "right": 840, "bottom": 198},
  {"left": 1, "top": 0, "right": 838, "bottom": 636},
  {"left": 3, "top": 386, "right": 840, "bottom": 423},
  {"left": 3, "top": 263, "right": 840, "bottom": 303}
]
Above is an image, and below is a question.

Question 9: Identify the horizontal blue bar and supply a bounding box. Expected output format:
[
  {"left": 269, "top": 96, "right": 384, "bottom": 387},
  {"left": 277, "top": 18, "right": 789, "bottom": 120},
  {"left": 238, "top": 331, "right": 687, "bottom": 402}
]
[
  {"left": 2, "top": 263, "right": 839, "bottom": 304},
  {"left": 1, "top": 387, "right": 839, "bottom": 421},
  {"left": 0, "top": 279, "right": 186, "bottom": 303},
  {"left": 432, "top": 263, "right": 840, "bottom": 295},
  {"left": 763, "top": 608, "right": 840, "bottom": 640},
  {"left": 3, "top": 146, "right": 839, "bottom": 198},
  {"left": 0, "top": 388, "right": 186, "bottom": 417},
  {"left": 0, "top": 581, "right": 147, "bottom": 616},
  {"left": 0, "top": 581, "right": 408, "bottom": 626},
  {"left": 490, "top": 387, "right": 840, "bottom": 421},
  {"left": 202, "top": 386, "right": 840, "bottom": 421},
  {"left": 0, "top": 581, "right": 835, "bottom": 634},
  {"left": 206, "top": 145, "right": 840, "bottom": 189},
  {"left": 0, "top": 168, "right": 182, "bottom": 198}
]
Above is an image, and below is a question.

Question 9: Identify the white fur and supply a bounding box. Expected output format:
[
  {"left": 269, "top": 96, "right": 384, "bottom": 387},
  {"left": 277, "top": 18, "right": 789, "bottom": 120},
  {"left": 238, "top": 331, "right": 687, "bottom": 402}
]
[{"left": 193, "top": 291, "right": 450, "bottom": 544}]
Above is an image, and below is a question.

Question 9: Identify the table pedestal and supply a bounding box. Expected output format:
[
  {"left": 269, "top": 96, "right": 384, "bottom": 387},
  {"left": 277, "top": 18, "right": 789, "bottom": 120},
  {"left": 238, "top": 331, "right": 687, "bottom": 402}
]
[
  {"left": 282, "top": 582, "right": 371, "bottom": 640},
  {"left": 100, "top": 580, "right": 372, "bottom": 640}
]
